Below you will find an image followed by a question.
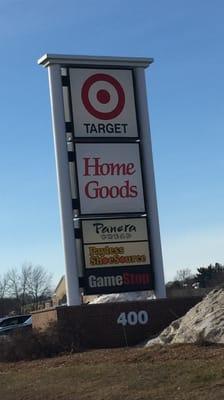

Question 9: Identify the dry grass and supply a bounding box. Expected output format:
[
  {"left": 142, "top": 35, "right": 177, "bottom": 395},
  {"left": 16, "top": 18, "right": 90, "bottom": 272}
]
[
  {"left": 1, "top": 344, "right": 224, "bottom": 400},
  {"left": 0, "top": 322, "right": 82, "bottom": 362}
]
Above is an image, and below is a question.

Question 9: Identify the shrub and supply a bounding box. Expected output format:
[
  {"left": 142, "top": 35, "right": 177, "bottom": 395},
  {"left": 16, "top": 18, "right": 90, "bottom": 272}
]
[{"left": 0, "top": 322, "right": 82, "bottom": 362}]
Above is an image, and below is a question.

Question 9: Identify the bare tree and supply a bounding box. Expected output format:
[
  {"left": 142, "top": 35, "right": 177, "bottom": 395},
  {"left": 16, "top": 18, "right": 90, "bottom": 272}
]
[
  {"left": 28, "top": 265, "right": 52, "bottom": 309},
  {"left": 0, "top": 274, "right": 8, "bottom": 298},
  {"left": 20, "top": 264, "right": 32, "bottom": 307},
  {"left": 6, "top": 265, "right": 52, "bottom": 311},
  {"left": 174, "top": 268, "right": 193, "bottom": 282},
  {"left": 6, "top": 268, "right": 21, "bottom": 301}
]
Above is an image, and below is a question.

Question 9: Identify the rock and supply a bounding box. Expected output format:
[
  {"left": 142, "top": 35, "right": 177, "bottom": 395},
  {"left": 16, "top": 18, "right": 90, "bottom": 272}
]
[{"left": 145, "top": 288, "right": 224, "bottom": 346}]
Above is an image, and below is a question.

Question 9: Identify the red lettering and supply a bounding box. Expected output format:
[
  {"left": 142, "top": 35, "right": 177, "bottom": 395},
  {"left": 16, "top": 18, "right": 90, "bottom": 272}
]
[
  {"left": 110, "top": 163, "right": 129, "bottom": 175},
  {"left": 85, "top": 181, "right": 98, "bottom": 198},
  {"left": 101, "top": 163, "right": 110, "bottom": 175},
  {"left": 130, "top": 185, "right": 138, "bottom": 197},
  {"left": 83, "top": 157, "right": 136, "bottom": 177},
  {"left": 109, "top": 185, "right": 119, "bottom": 198},
  {"left": 83, "top": 158, "right": 101, "bottom": 176},
  {"left": 84, "top": 180, "right": 138, "bottom": 199},
  {"left": 100, "top": 186, "right": 109, "bottom": 198},
  {"left": 122, "top": 272, "right": 150, "bottom": 285},
  {"left": 127, "top": 163, "right": 135, "bottom": 175},
  {"left": 123, "top": 272, "right": 130, "bottom": 284}
]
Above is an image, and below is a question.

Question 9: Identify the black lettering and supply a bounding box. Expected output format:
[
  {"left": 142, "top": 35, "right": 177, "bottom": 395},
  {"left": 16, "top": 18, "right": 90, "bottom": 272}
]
[
  {"left": 93, "top": 223, "right": 104, "bottom": 234},
  {"left": 84, "top": 123, "right": 91, "bottom": 133},
  {"left": 106, "top": 123, "right": 113, "bottom": 133},
  {"left": 98, "top": 124, "right": 105, "bottom": 133},
  {"left": 114, "top": 123, "right": 121, "bottom": 133},
  {"left": 121, "top": 124, "right": 128, "bottom": 133},
  {"left": 90, "top": 124, "right": 98, "bottom": 133}
]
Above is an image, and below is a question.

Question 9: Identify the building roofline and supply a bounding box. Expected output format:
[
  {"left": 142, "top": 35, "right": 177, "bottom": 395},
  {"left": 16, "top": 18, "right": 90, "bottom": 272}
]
[{"left": 54, "top": 275, "right": 65, "bottom": 293}]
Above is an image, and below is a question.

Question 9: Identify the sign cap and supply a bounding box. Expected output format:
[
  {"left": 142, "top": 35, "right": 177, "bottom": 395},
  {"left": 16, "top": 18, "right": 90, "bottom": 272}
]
[{"left": 38, "top": 54, "right": 153, "bottom": 69}]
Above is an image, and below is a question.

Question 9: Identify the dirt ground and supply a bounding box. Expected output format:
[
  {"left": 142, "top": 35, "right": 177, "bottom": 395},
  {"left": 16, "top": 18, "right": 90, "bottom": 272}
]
[{"left": 1, "top": 344, "right": 224, "bottom": 400}]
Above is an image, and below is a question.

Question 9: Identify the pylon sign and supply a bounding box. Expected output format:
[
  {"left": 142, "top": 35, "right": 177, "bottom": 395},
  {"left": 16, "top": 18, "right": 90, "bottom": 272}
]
[
  {"left": 38, "top": 54, "right": 166, "bottom": 304},
  {"left": 69, "top": 68, "right": 138, "bottom": 138}
]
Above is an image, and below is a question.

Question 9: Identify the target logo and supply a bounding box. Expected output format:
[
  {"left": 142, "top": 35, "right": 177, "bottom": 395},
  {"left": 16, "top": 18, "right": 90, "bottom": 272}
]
[
  {"left": 69, "top": 68, "right": 138, "bottom": 137},
  {"left": 81, "top": 73, "right": 125, "bottom": 120}
]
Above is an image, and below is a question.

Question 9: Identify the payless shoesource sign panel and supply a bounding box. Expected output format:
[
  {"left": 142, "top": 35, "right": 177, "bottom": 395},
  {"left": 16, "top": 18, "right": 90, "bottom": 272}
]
[{"left": 84, "top": 242, "right": 150, "bottom": 269}]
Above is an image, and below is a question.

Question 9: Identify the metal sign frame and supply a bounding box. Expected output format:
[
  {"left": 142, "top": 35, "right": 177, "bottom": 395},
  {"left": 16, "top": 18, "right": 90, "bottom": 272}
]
[{"left": 38, "top": 54, "right": 166, "bottom": 305}]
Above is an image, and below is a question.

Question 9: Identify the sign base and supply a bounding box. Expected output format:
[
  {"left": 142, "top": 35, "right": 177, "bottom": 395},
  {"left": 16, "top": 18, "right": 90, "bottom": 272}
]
[{"left": 32, "top": 297, "right": 201, "bottom": 348}]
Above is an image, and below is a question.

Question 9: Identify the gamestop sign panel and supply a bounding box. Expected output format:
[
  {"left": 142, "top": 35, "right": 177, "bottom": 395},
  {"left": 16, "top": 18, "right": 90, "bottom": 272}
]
[
  {"left": 69, "top": 68, "right": 138, "bottom": 138},
  {"left": 84, "top": 266, "right": 154, "bottom": 295},
  {"left": 76, "top": 143, "right": 145, "bottom": 214}
]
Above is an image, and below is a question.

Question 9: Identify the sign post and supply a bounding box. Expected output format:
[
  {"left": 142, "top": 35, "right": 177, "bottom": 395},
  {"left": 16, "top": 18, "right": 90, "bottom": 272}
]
[
  {"left": 134, "top": 67, "right": 166, "bottom": 298},
  {"left": 47, "top": 64, "right": 81, "bottom": 306},
  {"left": 38, "top": 54, "right": 166, "bottom": 304}
]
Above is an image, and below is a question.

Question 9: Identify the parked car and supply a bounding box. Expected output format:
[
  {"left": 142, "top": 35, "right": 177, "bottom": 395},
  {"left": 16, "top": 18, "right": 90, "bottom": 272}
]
[{"left": 0, "top": 315, "right": 32, "bottom": 336}]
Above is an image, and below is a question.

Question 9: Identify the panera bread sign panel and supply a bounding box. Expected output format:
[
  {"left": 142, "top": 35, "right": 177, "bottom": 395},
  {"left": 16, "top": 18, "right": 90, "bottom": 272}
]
[
  {"left": 76, "top": 143, "right": 145, "bottom": 214},
  {"left": 82, "top": 218, "right": 148, "bottom": 243}
]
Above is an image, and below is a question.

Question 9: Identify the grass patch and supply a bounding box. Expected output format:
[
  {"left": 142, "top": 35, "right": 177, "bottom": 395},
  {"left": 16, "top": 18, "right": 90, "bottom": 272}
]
[{"left": 1, "top": 345, "right": 224, "bottom": 399}]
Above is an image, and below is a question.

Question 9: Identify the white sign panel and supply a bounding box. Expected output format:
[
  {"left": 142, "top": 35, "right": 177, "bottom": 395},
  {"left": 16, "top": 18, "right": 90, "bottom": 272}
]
[
  {"left": 76, "top": 143, "right": 145, "bottom": 214},
  {"left": 82, "top": 218, "right": 148, "bottom": 244},
  {"left": 84, "top": 242, "right": 150, "bottom": 269},
  {"left": 69, "top": 68, "right": 138, "bottom": 138}
]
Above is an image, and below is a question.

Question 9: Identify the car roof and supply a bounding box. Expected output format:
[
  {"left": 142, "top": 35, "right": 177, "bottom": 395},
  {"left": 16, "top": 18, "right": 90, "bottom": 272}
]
[{"left": 0, "top": 314, "right": 31, "bottom": 321}]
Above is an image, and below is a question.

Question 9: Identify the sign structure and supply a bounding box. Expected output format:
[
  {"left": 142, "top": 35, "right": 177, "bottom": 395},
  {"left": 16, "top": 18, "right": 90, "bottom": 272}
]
[
  {"left": 38, "top": 54, "right": 166, "bottom": 303},
  {"left": 69, "top": 68, "right": 138, "bottom": 138},
  {"left": 76, "top": 143, "right": 145, "bottom": 214}
]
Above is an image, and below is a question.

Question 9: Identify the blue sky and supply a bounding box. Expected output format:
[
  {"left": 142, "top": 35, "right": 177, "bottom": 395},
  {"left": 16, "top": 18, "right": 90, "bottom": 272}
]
[{"left": 0, "top": 0, "right": 224, "bottom": 285}]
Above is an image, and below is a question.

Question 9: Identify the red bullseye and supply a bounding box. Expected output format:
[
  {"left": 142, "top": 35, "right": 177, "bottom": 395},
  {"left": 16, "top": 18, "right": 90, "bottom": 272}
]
[
  {"left": 97, "top": 89, "right": 110, "bottom": 104},
  {"left": 81, "top": 73, "right": 125, "bottom": 120}
]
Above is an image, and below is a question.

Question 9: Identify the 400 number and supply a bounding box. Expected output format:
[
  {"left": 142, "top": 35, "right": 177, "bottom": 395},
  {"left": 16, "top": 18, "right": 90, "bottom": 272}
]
[{"left": 117, "top": 310, "right": 149, "bottom": 326}]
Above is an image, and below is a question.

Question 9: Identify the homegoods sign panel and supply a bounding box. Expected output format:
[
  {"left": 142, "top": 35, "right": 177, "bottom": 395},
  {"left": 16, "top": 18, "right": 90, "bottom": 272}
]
[{"left": 76, "top": 143, "right": 145, "bottom": 214}]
